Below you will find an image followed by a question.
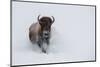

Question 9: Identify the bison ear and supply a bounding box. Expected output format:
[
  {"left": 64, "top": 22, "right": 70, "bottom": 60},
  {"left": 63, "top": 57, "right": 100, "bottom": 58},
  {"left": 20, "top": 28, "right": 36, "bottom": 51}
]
[
  {"left": 51, "top": 20, "right": 54, "bottom": 24},
  {"left": 39, "top": 21, "right": 43, "bottom": 26}
]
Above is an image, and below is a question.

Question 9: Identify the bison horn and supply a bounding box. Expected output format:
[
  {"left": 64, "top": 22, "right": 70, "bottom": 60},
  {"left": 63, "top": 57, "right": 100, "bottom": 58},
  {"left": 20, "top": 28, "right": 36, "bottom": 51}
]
[
  {"left": 51, "top": 16, "right": 55, "bottom": 22},
  {"left": 37, "top": 15, "right": 40, "bottom": 21}
]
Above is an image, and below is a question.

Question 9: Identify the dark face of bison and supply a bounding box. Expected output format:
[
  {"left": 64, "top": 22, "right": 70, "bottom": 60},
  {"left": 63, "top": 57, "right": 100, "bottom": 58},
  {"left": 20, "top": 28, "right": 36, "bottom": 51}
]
[{"left": 38, "top": 15, "right": 55, "bottom": 39}]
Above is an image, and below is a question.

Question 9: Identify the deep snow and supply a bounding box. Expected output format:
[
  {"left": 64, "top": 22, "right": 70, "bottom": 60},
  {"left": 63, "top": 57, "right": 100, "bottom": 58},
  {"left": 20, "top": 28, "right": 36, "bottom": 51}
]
[{"left": 12, "top": 1, "right": 95, "bottom": 65}]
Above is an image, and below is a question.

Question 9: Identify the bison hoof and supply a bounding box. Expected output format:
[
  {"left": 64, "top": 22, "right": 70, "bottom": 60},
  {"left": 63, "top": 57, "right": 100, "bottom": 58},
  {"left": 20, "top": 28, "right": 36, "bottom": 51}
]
[{"left": 42, "top": 49, "right": 46, "bottom": 53}]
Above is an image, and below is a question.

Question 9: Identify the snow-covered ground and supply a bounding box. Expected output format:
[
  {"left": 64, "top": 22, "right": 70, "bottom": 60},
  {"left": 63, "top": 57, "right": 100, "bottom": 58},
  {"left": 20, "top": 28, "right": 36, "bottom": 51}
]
[{"left": 12, "top": 1, "right": 95, "bottom": 66}]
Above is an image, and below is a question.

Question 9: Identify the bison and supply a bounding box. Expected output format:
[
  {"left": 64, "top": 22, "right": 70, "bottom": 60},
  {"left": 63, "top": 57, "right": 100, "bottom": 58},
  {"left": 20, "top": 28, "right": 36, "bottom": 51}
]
[{"left": 29, "top": 15, "right": 55, "bottom": 53}]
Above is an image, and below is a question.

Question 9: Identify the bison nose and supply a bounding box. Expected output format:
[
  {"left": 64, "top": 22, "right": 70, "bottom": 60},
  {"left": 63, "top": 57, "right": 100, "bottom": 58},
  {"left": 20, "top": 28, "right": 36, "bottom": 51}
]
[
  {"left": 45, "top": 33, "right": 48, "bottom": 36},
  {"left": 43, "top": 31, "right": 49, "bottom": 35}
]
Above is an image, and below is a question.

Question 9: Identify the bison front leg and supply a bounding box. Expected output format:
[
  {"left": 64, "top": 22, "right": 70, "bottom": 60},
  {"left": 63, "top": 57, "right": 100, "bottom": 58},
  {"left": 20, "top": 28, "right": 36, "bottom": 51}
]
[
  {"left": 46, "top": 38, "right": 50, "bottom": 45},
  {"left": 37, "top": 37, "right": 42, "bottom": 48},
  {"left": 37, "top": 37, "right": 47, "bottom": 53}
]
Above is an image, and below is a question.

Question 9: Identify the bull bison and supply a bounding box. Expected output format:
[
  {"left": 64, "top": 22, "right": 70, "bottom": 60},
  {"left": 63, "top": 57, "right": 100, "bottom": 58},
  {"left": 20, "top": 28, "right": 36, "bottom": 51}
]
[{"left": 29, "top": 15, "right": 55, "bottom": 53}]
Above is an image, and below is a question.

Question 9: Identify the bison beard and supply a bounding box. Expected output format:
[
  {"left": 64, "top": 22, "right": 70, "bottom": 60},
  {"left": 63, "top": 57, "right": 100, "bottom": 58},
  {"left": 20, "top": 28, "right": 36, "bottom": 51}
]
[{"left": 29, "top": 15, "right": 55, "bottom": 53}]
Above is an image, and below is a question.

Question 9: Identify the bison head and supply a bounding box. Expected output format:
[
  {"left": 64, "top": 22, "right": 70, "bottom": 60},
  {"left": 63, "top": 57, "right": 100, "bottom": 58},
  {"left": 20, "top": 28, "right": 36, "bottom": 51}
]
[{"left": 37, "top": 15, "right": 55, "bottom": 39}]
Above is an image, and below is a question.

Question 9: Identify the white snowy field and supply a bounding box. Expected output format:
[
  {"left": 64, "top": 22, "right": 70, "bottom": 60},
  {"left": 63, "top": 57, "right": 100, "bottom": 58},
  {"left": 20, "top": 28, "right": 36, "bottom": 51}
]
[{"left": 12, "top": 1, "right": 95, "bottom": 66}]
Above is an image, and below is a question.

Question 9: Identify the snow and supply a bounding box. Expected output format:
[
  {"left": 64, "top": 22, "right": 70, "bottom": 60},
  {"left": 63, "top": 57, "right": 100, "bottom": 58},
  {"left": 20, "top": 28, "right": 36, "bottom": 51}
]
[{"left": 12, "top": 1, "right": 95, "bottom": 65}]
